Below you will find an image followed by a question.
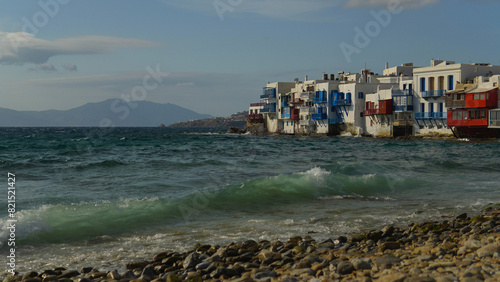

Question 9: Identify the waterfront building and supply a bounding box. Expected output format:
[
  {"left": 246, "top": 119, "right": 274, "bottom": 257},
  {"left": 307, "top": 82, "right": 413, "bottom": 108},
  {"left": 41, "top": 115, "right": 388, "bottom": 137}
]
[
  {"left": 247, "top": 59, "right": 500, "bottom": 138},
  {"left": 446, "top": 75, "right": 500, "bottom": 138},
  {"left": 412, "top": 60, "right": 500, "bottom": 136}
]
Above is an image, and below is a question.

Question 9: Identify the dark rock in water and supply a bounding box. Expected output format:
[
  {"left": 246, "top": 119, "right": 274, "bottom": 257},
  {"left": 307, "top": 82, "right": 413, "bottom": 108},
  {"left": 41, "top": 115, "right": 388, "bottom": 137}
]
[
  {"left": 57, "top": 270, "right": 79, "bottom": 279},
  {"left": 79, "top": 267, "right": 93, "bottom": 274},
  {"left": 381, "top": 225, "right": 395, "bottom": 237},
  {"left": 153, "top": 252, "right": 169, "bottom": 261},
  {"left": 183, "top": 252, "right": 201, "bottom": 269},
  {"left": 106, "top": 270, "right": 121, "bottom": 280},
  {"left": 336, "top": 236, "right": 348, "bottom": 244},
  {"left": 126, "top": 261, "right": 150, "bottom": 270},
  {"left": 456, "top": 213, "right": 468, "bottom": 220},
  {"left": 227, "top": 126, "right": 246, "bottom": 134},
  {"left": 22, "top": 272, "right": 38, "bottom": 280},
  {"left": 140, "top": 265, "right": 156, "bottom": 280}
]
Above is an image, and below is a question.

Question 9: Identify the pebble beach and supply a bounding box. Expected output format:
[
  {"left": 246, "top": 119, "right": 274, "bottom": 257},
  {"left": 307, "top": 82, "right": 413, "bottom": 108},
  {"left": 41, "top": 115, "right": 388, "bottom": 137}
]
[{"left": 3, "top": 205, "right": 499, "bottom": 282}]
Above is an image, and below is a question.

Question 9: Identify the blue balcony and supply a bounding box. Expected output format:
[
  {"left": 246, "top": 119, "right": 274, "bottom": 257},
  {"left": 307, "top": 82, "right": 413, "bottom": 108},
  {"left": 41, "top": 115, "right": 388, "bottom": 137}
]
[
  {"left": 415, "top": 112, "right": 446, "bottom": 119},
  {"left": 313, "top": 90, "right": 328, "bottom": 104},
  {"left": 281, "top": 113, "right": 291, "bottom": 119},
  {"left": 331, "top": 99, "right": 352, "bottom": 106},
  {"left": 281, "top": 101, "right": 289, "bottom": 107},
  {"left": 261, "top": 87, "right": 277, "bottom": 99},
  {"left": 260, "top": 103, "right": 276, "bottom": 113},
  {"left": 331, "top": 92, "right": 352, "bottom": 106},
  {"left": 311, "top": 113, "right": 328, "bottom": 120},
  {"left": 313, "top": 97, "right": 327, "bottom": 104},
  {"left": 329, "top": 117, "right": 344, "bottom": 124},
  {"left": 422, "top": 90, "right": 446, "bottom": 98},
  {"left": 432, "top": 112, "right": 446, "bottom": 119}
]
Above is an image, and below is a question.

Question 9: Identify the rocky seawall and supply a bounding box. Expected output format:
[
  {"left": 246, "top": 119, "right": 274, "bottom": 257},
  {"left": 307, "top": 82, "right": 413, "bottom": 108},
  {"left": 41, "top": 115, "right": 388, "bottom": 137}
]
[
  {"left": 3, "top": 205, "right": 500, "bottom": 282},
  {"left": 168, "top": 112, "right": 247, "bottom": 130}
]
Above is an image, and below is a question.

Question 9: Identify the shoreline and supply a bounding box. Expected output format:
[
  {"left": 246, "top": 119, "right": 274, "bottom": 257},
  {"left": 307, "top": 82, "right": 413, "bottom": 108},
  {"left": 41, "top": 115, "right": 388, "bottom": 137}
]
[{"left": 3, "top": 205, "right": 499, "bottom": 281}]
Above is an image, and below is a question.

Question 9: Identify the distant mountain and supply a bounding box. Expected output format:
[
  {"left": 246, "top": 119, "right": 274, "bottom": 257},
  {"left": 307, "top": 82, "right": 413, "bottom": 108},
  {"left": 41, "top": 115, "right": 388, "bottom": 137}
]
[
  {"left": 168, "top": 111, "right": 247, "bottom": 129},
  {"left": 0, "top": 99, "right": 211, "bottom": 127}
]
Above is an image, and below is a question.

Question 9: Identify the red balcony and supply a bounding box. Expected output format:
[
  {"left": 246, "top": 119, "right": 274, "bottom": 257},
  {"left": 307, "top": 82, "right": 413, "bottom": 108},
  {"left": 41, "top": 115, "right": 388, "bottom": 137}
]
[
  {"left": 250, "top": 102, "right": 266, "bottom": 107},
  {"left": 363, "top": 109, "right": 378, "bottom": 116},
  {"left": 448, "top": 109, "right": 488, "bottom": 127}
]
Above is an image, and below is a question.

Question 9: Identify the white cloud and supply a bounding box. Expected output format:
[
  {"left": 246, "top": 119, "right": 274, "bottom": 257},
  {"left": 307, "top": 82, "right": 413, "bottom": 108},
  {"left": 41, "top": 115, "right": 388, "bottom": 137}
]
[
  {"left": 62, "top": 63, "right": 78, "bottom": 72},
  {"left": 344, "top": 0, "right": 439, "bottom": 9},
  {"left": 28, "top": 63, "right": 57, "bottom": 72},
  {"left": 0, "top": 32, "right": 157, "bottom": 65}
]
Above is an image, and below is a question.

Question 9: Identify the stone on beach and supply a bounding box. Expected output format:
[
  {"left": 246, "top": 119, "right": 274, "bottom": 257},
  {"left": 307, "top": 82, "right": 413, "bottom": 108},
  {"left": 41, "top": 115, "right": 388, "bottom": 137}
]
[{"left": 3, "top": 205, "right": 500, "bottom": 282}]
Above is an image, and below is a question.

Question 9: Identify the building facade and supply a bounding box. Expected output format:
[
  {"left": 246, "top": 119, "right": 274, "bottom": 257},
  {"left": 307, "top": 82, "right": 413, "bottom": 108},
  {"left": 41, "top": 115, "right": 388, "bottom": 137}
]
[{"left": 247, "top": 59, "right": 500, "bottom": 138}]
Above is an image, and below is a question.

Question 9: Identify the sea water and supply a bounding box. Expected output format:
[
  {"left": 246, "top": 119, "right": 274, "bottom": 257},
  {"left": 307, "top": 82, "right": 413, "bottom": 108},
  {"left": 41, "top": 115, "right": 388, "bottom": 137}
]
[{"left": 0, "top": 127, "right": 499, "bottom": 273}]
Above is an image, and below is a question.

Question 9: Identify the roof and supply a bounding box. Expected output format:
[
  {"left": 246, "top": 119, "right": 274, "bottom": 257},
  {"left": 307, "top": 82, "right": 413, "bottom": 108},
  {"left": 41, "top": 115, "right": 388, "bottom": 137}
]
[{"left": 465, "top": 87, "right": 498, "bottom": 94}]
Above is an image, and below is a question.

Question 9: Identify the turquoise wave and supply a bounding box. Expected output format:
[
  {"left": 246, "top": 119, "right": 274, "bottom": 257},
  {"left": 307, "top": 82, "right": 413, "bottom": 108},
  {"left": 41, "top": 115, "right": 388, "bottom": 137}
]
[{"left": 0, "top": 167, "right": 416, "bottom": 246}]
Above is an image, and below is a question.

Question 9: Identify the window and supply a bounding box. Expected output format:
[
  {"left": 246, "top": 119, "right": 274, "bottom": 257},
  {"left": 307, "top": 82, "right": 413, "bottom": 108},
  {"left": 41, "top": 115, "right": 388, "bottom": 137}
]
[
  {"left": 480, "top": 94, "right": 485, "bottom": 100},
  {"left": 429, "top": 77, "right": 435, "bottom": 91},
  {"left": 420, "top": 78, "right": 426, "bottom": 91},
  {"left": 358, "top": 92, "right": 364, "bottom": 99},
  {"left": 448, "top": 75, "right": 454, "bottom": 90},
  {"left": 438, "top": 76, "right": 445, "bottom": 90},
  {"left": 474, "top": 94, "right": 480, "bottom": 100},
  {"left": 453, "top": 111, "right": 457, "bottom": 120},
  {"left": 457, "top": 111, "right": 463, "bottom": 120},
  {"left": 481, "top": 110, "right": 487, "bottom": 119}
]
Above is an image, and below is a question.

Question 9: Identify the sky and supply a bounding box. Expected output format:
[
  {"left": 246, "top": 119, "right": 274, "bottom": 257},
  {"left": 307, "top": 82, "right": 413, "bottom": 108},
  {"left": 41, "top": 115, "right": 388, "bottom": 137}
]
[{"left": 1, "top": 0, "right": 499, "bottom": 116}]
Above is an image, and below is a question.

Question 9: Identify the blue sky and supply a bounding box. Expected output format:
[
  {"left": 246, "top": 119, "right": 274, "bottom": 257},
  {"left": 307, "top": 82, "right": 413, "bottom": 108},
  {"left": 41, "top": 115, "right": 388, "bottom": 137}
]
[{"left": 1, "top": 0, "right": 499, "bottom": 116}]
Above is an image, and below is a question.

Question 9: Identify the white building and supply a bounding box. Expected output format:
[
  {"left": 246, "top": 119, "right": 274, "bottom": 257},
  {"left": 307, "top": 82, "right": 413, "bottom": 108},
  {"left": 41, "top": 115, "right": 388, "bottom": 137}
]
[
  {"left": 247, "top": 59, "right": 500, "bottom": 138},
  {"left": 413, "top": 59, "right": 500, "bottom": 136}
]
